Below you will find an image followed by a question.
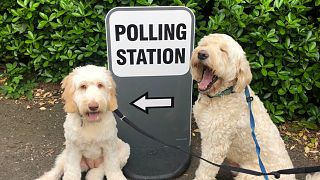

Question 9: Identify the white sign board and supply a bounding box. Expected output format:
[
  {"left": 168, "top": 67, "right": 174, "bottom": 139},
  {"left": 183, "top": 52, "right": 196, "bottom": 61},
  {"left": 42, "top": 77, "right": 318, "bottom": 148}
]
[{"left": 108, "top": 8, "right": 193, "bottom": 77}]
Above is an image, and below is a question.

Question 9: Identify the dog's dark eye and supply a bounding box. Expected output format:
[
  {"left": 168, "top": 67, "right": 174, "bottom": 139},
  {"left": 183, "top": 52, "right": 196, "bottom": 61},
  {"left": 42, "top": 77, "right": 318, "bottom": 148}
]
[
  {"left": 97, "top": 83, "right": 104, "bottom": 88},
  {"left": 80, "top": 84, "right": 87, "bottom": 89}
]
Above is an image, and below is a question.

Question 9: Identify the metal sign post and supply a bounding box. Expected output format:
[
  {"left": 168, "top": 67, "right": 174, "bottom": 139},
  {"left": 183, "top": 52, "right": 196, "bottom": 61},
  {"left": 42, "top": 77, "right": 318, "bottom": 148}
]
[{"left": 105, "top": 7, "right": 194, "bottom": 179}]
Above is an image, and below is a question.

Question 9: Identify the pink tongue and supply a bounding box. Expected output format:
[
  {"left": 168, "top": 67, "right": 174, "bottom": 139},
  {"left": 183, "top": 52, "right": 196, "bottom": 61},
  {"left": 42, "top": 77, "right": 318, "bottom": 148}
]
[
  {"left": 198, "top": 68, "right": 214, "bottom": 91},
  {"left": 88, "top": 112, "right": 99, "bottom": 121}
]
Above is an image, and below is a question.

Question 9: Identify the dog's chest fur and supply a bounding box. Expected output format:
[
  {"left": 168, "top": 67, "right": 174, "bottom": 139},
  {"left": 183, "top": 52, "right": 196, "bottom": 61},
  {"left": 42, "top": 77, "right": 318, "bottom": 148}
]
[
  {"left": 193, "top": 93, "right": 248, "bottom": 131},
  {"left": 64, "top": 113, "right": 117, "bottom": 159}
]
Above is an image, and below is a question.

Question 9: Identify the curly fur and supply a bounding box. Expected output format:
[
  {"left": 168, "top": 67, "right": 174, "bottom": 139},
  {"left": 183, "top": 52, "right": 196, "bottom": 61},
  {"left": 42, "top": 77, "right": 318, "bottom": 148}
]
[
  {"left": 191, "top": 34, "right": 317, "bottom": 180},
  {"left": 37, "top": 65, "right": 130, "bottom": 180}
]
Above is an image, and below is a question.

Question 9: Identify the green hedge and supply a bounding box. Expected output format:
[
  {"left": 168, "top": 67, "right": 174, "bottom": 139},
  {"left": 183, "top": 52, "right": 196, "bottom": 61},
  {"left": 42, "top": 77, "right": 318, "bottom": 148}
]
[{"left": 0, "top": 0, "right": 319, "bottom": 128}]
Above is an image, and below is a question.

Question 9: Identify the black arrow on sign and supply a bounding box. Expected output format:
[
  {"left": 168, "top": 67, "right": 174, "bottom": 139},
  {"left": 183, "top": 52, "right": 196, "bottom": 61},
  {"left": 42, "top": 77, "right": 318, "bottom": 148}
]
[{"left": 130, "top": 92, "right": 174, "bottom": 114}]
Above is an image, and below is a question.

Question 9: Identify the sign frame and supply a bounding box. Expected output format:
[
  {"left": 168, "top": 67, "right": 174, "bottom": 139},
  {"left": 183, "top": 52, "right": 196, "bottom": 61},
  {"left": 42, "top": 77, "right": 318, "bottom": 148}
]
[{"left": 106, "top": 6, "right": 195, "bottom": 179}]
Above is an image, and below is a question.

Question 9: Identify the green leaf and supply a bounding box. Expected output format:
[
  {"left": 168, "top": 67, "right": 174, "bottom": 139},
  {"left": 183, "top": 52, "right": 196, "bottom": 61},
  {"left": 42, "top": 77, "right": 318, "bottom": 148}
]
[
  {"left": 285, "top": 37, "right": 290, "bottom": 48},
  {"left": 250, "top": 62, "right": 262, "bottom": 68},
  {"left": 278, "top": 88, "right": 286, "bottom": 95},
  {"left": 275, "top": 110, "right": 284, "bottom": 116},
  {"left": 267, "top": 29, "right": 276, "bottom": 38},
  {"left": 300, "top": 92, "right": 308, "bottom": 102},
  {"left": 67, "top": 50, "right": 72, "bottom": 57},
  {"left": 256, "top": 41, "right": 263, "bottom": 46},
  {"left": 279, "top": 28, "right": 285, "bottom": 35},
  {"left": 17, "top": 0, "right": 26, "bottom": 8},
  {"left": 37, "top": 20, "right": 48, "bottom": 29},
  {"left": 49, "top": 13, "right": 57, "bottom": 21},
  {"left": 25, "top": 39, "right": 34, "bottom": 44},
  {"left": 306, "top": 31, "right": 312, "bottom": 41},
  {"left": 267, "top": 37, "right": 278, "bottom": 43},
  {"left": 287, "top": 12, "right": 292, "bottom": 23},
  {"left": 39, "top": 12, "right": 48, "bottom": 20},
  {"left": 60, "top": 55, "right": 68, "bottom": 60},
  {"left": 271, "top": 80, "right": 278, "bottom": 86},
  {"left": 259, "top": 55, "right": 264, "bottom": 65},
  {"left": 268, "top": 71, "right": 277, "bottom": 77},
  {"left": 47, "top": 47, "right": 56, "bottom": 52},
  {"left": 263, "top": 93, "right": 272, "bottom": 99},
  {"left": 274, "top": 115, "right": 285, "bottom": 122},
  {"left": 261, "top": 68, "right": 267, "bottom": 76},
  {"left": 27, "top": 31, "right": 35, "bottom": 39},
  {"left": 12, "top": 17, "right": 20, "bottom": 22},
  {"left": 31, "top": 2, "right": 40, "bottom": 9},
  {"left": 24, "top": 0, "right": 29, "bottom": 6},
  {"left": 276, "top": 20, "right": 285, "bottom": 26},
  {"left": 43, "top": 61, "right": 49, "bottom": 67},
  {"left": 11, "top": 9, "right": 19, "bottom": 16},
  {"left": 71, "top": 13, "right": 82, "bottom": 17},
  {"left": 274, "top": 0, "right": 283, "bottom": 9},
  {"left": 24, "top": 14, "right": 31, "bottom": 21},
  {"left": 308, "top": 42, "right": 316, "bottom": 52},
  {"left": 265, "top": 64, "right": 274, "bottom": 68}
]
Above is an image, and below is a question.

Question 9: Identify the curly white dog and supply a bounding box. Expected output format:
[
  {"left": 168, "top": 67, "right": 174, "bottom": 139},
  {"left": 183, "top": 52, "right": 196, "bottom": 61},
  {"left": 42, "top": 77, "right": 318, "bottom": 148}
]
[
  {"left": 37, "top": 65, "right": 130, "bottom": 180},
  {"left": 191, "top": 34, "right": 318, "bottom": 180}
]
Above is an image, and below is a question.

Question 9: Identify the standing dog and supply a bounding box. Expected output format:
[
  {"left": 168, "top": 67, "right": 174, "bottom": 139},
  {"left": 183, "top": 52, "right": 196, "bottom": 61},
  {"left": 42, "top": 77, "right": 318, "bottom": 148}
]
[
  {"left": 37, "top": 65, "right": 130, "bottom": 180},
  {"left": 191, "top": 34, "right": 296, "bottom": 180}
]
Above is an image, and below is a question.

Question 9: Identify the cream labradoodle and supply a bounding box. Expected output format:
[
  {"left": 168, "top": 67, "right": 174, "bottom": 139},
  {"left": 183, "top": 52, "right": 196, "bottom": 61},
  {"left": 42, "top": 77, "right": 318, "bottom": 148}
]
[
  {"left": 191, "top": 34, "right": 318, "bottom": 180},
  {"left": 37, "top": 65, "right": 130, "bottom": 180}
]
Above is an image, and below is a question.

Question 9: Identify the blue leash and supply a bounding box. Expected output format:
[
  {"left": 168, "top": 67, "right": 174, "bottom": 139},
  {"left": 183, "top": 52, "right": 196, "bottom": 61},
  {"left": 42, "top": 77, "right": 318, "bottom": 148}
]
[{"left": 245, "top": 86, "right": 269, "bottom": 180}]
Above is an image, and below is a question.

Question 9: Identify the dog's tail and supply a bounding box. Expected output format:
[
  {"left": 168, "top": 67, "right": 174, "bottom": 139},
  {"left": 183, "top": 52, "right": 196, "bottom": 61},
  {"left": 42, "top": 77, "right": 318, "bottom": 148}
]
[
  {"left": 306, "top": 172, "right": 320, "bottom": 180},
  {"left": 36, "top": 150, "right": 66, "bottom": 180}
]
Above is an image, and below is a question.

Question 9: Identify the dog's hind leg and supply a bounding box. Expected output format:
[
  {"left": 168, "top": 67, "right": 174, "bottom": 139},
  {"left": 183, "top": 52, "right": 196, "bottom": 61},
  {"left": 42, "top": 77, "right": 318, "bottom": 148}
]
[
  {"left": 117, "top": 138, "right": 130, "bottom": 169},
  {"left": 306, "top": 172, "right": 320, "bottom": 180},
  {"left": 85, "top": 165, "right": 104, "bottom": 180},
  {"left": 36, "top": 149, "right": 66, "bottom": 180},
  {"left": 194, "top": 138, "right": 233, "bottom": 180}
]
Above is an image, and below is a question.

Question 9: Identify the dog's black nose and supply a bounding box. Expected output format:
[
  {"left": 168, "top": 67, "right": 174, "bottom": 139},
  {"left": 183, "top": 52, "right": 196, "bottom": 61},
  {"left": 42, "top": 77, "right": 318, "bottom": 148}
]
[
  {"left": 198, "top": 50, "right": 209, "bottom": 61},
  {"left": 198, "top": 50, "right": 209, "bottom": 60},
  {"left": 88, "top": 102, "right": 99, "bottom": 111}
]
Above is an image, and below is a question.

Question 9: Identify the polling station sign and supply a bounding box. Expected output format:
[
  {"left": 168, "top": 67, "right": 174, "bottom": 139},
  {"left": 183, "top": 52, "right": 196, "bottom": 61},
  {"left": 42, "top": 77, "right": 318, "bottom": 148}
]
[
  {"left": 107, "top": 7, "right": 193, "bottom": 77},
  {"left": 106, "top": 7, "right": 194, "bottom": 179}
]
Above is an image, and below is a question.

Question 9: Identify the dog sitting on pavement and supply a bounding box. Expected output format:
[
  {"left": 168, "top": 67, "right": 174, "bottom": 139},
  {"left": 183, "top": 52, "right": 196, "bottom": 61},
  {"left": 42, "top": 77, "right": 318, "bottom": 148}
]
[
  {"left": 190, "top": 34, "right": 318, "bottom": 180},
  {"left": 37, "top": 65, "right": 130, "bottom": 180}
]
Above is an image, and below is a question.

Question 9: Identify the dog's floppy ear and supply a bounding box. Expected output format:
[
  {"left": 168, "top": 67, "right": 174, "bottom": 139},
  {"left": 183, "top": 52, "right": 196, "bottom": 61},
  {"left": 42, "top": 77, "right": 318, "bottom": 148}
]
[
  {"left": 106, "top": 71, "right": 118, "bottom": 111},
  {"left": 233, "top": 56, "right": 252, "bottom": 93},
  {"left": 61, "top": 71, "right": 77, "bottom": 113}
]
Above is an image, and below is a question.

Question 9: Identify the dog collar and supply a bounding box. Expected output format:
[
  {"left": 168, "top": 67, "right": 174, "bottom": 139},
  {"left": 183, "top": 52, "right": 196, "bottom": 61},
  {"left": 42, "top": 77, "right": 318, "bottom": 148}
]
[{"left": 206, "top": 86, "right": 234, "bottom": 98}]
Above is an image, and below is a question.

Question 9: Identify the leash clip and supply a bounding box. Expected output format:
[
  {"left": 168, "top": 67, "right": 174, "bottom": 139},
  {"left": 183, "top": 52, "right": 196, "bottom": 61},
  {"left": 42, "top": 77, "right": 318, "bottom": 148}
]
[
  {"left": 246, "top": 96, "right": 253, "bottom": 102},
  {"left": 119, "top": 115, "right": 126, "bottom": 121}
]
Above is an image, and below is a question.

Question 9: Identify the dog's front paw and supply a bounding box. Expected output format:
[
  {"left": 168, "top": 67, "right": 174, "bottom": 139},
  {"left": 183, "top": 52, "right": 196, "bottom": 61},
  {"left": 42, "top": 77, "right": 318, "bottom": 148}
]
[
  {"left": 194, "top": 169, "right": 217, "bottom": 180},
  {"left": 62, "top": 172, "right": 81, "bottom": 180},
  {"left": 194, "top": 177, "right": 216, "bottom": 180},
  {"left": 35, "top": 174, "right": 55, "bottom": 180},
  {"left": 86, "top": 168, "right": 104, "bottom": 180},
  {"left": 36, "top": 171, "right": 60, "bottom": 180},
  {"left": 107, "top": 172, "right": 126, "bottom": 180}
]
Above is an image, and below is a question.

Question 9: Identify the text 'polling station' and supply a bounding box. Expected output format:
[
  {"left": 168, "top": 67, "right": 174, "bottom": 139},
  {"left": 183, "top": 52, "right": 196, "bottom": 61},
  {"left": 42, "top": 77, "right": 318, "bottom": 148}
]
[{"left": 114, "top": 23, "right": 187, "bottom": 65}]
